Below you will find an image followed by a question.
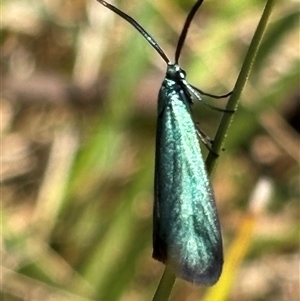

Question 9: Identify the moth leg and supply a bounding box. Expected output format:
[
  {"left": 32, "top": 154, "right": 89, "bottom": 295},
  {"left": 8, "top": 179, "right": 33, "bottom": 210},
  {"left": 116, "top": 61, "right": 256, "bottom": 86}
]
[
  {"left": 191, "top": 86, "right": 232, "bottom": 99},
  {"left": 184, "top": 82, "right": 235, "bottom": 113},
  {"left": 195, "top": 124, "right": 219, "bottom": 156}
]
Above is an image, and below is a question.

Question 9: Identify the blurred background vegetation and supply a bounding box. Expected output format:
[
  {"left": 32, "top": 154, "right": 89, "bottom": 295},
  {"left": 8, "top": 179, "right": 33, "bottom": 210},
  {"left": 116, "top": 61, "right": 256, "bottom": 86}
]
[{"left": 1, "top": 0, "right": 299, "bottom": 300}]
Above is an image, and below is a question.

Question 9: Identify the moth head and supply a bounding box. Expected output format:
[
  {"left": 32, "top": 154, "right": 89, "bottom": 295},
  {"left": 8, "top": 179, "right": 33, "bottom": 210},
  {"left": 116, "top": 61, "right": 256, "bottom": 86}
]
[{"left": 166, "top": 64, "right": 186, "bottom": 81}]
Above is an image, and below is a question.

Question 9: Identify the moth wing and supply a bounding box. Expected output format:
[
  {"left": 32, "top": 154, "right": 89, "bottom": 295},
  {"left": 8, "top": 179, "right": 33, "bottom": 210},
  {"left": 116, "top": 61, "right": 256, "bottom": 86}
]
[{"left": 153, "top": 88, "right": 223, "bottom": 285}]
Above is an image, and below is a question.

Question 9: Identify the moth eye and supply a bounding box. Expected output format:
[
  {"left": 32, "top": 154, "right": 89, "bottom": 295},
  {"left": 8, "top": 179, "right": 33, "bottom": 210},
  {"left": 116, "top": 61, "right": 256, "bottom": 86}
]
[{"left": 180, "top": 70, "right": 186, "bottom": 79}]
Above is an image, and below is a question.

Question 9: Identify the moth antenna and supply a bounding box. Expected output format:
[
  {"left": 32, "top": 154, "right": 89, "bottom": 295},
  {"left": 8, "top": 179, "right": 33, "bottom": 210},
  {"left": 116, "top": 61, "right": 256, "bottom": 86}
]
[{"left": 175, "top": 0, "right": 205, "bottom": 64}]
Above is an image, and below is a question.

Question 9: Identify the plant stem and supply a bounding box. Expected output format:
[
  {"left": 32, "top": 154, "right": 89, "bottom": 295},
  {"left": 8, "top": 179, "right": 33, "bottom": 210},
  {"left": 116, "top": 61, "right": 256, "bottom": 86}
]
[
  {"left": 206, "top": 0, "right": 277, "bottom": 173},
  {"left": 152, "top": 266, "right": 176, "bottom": 301}
]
